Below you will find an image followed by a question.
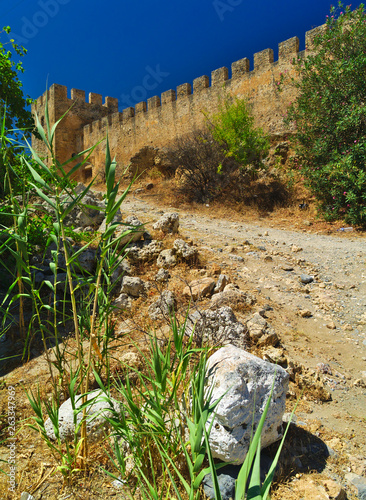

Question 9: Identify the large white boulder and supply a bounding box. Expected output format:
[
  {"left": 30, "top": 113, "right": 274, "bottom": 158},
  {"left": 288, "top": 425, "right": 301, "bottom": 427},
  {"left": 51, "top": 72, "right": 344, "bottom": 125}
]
[{"left": 206, "top": 345, "right": 289, "bottom": 463}]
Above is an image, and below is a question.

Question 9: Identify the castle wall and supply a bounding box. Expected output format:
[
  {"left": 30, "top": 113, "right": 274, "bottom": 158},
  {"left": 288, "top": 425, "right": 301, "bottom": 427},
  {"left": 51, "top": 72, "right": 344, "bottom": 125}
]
[
  {"left": 31, "top": 84, "right": 118, "bottom": 169},
  {"left": 32, "top": 25, "right": 322, "bottom": 180}
]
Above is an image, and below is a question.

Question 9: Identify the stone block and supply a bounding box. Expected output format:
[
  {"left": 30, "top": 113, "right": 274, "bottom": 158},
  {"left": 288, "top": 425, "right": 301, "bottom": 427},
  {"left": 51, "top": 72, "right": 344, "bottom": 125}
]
[
  {"left": 211, "top": 67, "right": 229, "bottom": 86},
  {"left": 148, "top": 95, "right": 161, "bottom": 109},
  {"left": 193, "top": 75, "right": 209, "bottom": 92},
  {"left": 231, "top": 58, "right": 250, "bottom": 79},
  {"left": 161, "top": 89, "right": 176, "bottom": 104},
  {"left": 177, "top": 83, "right": 192, "bottom": 99},
  {"left": 135, "top": 101, "right": 147, "bottom": 113},
  {"left": 254, "top": 48, "right": 274, "bottom": 70},
  {"left": 278, "top": 36, "right": 299, "bottom": 60},
  {"left": 89, "top": 92, "right": 103, "bottom": 105},
  {"left": 205, "top": 345, "right": 289, "bottom": 463}
]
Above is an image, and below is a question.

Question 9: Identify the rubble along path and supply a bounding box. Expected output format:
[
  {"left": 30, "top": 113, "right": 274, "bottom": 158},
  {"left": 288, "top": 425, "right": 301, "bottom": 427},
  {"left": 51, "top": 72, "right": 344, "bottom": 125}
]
[
  {"left": 125, "top": 192, "right": 366, "bottom": 348},
  {"left": 123, "top": 191, "right": 366, "bottom": 451}
]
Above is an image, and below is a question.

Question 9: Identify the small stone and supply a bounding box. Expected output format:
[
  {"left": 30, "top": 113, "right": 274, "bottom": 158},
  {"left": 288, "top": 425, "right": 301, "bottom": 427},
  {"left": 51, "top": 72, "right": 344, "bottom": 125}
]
[
  {"left": 20, "top": 494, "right": 35, "bottom": 500},
  {"left": 322, "top": 479, "right": 347, "bottom": 500},
  {"left": 353, "top": 379, "right": 366, "bottom": 388},
  {"left": 121, "top": 276, "right": 145, "bottom": 297},
  {"left": 262, "top": 346, "right": 287, "bottom": 365},
  {"left": 224, "top": 245, "right": 236, "bottom": 253},
  {"left": 148, "top": 290, "right": 176, "bottom": 320},
  {"left": 281, "top": 263, "right": 294, "bottom": 271},
  {"left": 300, "top": 274, "right": 313, "bottom": 284},
  {"left": 214, "top": 274, "right": 230, "bottom": 293},
  {"left": 115, "top": 215, "right": 145, "bottom": 247},
  {"left": 183, "top": 277, "right": 216, "bottom": 301},
  {"left": 345, "top": 473, "right": 366, "bottom": 500},
  {"left": 155, "top": 268, "right": 171, "bottom": 283},
  {"left": 257, "top": 331, "right": 279, "bottom": 347},
  {"left": 326, "top": 321, "right": 337, "bottom": 330},
  {"left": 153, "top": 212, "right": 179, "bottom": 234},
  {"left": 229, "top": 254, "right": 244, "bottom": 262},
  {"left": 264, "top": 255, "right": 273, "bottom": 262},
  {"left": 157, "top": 248, "right": 177, "bottom": 268},
  {"left": 203, "top": 465, "right": 239, "bottom": 500},
  {"left": 173, "top": 239, "right": 198, "bottom": 260},
  {"left": 44, "top": 390, "right": 121, "bottom": 442},
  {"left": 113, "top": 293, "right": 132, "bottom": 310},
  {"left": 343, "top": 324, "right": 353, "bottom": 331},
  {"left": 291, "top": 245, "right": 303, "bottom": 252},
  {"left": 298, "top": 309, "right": 312, "bottom": 318},
  {"left": 264, "top": 231, "right": 269, "bottom": 236},
  {"left": 209, "top": 263, "right": 222, "bottom": 276},
  {"left": 112, "top": 477, "right": 126, "bottom": 489},
  {"left": 316, "top": 363, "right": 332, "bottom": 375}
]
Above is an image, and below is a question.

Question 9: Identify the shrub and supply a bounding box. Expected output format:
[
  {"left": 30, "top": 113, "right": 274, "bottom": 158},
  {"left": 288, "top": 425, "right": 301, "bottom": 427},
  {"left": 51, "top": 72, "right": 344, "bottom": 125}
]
[
  {"left": 208, "top": 95, "right": 269, "bottom": 177},
  {"left": 285, "top": 3, "right": 366, "bottom": 226},
  {"left": 166, "top": 129, "right": 239, "bottom": 203}
]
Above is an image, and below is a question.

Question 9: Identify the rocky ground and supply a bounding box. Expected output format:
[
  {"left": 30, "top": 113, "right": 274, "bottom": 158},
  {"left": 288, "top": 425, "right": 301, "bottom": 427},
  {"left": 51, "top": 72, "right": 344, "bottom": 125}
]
[
  {"left": 121, "top": 187, "right": 366, "bottom": 499},
  {"left": 0, "top": 182, "right": 365, "bottom": 499}
]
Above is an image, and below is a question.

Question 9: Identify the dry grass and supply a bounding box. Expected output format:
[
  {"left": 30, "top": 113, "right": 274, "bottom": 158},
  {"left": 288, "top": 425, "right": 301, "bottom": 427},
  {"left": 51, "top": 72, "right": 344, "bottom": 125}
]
[{"left": 121, "top": 173, "right": 366, "bottom": 237}]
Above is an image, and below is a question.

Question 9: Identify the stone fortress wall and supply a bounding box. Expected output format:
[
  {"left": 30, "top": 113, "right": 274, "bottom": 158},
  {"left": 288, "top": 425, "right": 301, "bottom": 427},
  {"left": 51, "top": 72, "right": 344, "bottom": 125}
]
[{"left": 32, "top": 25, "right": 324, "bottom": 181}]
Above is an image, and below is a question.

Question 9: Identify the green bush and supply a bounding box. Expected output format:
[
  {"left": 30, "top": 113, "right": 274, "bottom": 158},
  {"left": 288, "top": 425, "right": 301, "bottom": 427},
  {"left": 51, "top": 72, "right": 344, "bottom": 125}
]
[
  {"left": 208, "top": 96, "right": 269, "bottom": 178},
  {"left": 285, "top": 2, "right": 366, "bottom": 226}
]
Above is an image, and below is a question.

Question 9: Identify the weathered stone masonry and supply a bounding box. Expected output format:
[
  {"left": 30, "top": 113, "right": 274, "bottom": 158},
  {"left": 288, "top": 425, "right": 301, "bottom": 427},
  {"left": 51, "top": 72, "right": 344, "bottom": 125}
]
[{"left": 32, "top": 25, "right": 324, "bottom": 181}]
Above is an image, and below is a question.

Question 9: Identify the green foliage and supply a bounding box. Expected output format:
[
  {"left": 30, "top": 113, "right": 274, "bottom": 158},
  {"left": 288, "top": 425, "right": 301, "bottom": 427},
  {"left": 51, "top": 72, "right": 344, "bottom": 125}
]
[
  {"left": 0, "top": 27, "right": 34, "bottom": 138},
  {"left": 100, "top": 316, "right": 226, "bottom": 500},
  {"left": 208, "top": 96, "right": 269, "bottom": 176},
  {"left": 102, "top": 325, "right": 295, "bottom": 500},
  {"left": 0, "top": 100, "right": 137, "bottom": 474},
  {"left": 286, "top": 3, "right": 366, "bottom": 226}
]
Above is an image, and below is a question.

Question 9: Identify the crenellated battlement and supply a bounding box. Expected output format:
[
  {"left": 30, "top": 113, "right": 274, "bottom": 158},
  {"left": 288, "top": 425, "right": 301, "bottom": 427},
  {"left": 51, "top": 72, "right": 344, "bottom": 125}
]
[
  {"left": 32, "top": 24, "right": 324, "bottom": 181},
  {"left": 35, "top": 84, "right": 119, "bottom": 112},
  {"left": 79, "top": 29, "right": 309, "bottom": 137}
]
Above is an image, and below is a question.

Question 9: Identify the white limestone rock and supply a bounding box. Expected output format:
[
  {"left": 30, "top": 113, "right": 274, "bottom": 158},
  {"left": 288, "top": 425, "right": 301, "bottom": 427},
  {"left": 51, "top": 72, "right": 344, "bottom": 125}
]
[
  {"left": 173, "top": 239, "right": 198, "bottom": 260},
  {"left": 45, "top": 390, "right": 121, "bottom": 442},
  {"left": 153, "top": 212, "right": 179, "bottom": 234},
  {"left": 205, "top": 345, "right": 289, "bottom": 463},
  {"left": 121, "top": 276, "right": 145, "bottom": 297},
  {"left": 148, "top": 290, "right": 176, "bottom": 320},
  {"left": 186, "top": 307, "right": 248, "bottom": 347},
  {"left": 115, "top": 215, "right": 145, "bottom": 247},
  {"left": 157, "top": 249, "right": 177, "bottom": 268}
]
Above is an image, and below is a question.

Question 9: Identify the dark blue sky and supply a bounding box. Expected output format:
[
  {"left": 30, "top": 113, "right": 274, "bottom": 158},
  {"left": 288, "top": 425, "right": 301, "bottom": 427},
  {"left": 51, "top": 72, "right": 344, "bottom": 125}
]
[{"left": 2, "top": 0, "right": 338, "bottom": 112}]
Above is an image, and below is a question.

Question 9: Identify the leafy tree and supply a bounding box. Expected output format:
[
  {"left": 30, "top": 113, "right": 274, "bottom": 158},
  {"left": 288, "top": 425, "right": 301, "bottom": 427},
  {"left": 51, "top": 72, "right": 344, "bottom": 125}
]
[
  {"left": 208, "top": 96, "right": 269, "bottom": 178},
  {"left": 0, "top": 26, "right": 34, "bottom": 138},
  {"left": 0, "top": 27, "right": 36, "bottom": 198},
  {"left": 285, "top": 3, "right": 366, "bottom": 226}
]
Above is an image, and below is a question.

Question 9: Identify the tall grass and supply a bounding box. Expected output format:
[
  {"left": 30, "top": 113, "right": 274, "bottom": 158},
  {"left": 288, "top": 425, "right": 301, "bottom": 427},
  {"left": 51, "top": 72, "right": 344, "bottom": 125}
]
[
  {"left": 0, "top": 101, "right": 135, "bottom": 475},
  {"left": 0, "top": 104, "right": 293, "bottom": 495}
]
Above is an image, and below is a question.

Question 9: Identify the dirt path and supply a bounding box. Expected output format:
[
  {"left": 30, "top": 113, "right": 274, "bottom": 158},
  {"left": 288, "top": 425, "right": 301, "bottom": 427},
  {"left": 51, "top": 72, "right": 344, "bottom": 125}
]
[{"left": 124, "top": 191, "right": 366, "bottom": 455}]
